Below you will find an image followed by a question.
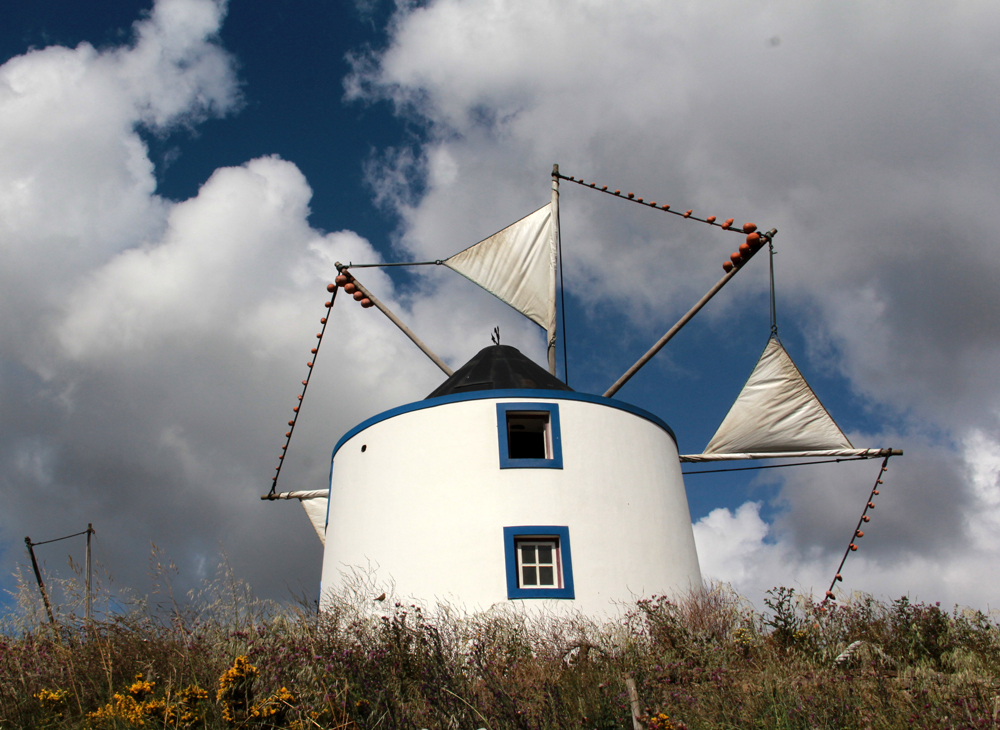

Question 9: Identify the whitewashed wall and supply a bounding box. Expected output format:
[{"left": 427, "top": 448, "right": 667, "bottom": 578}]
[{"left": 320, "top": 393, "right": 701, "bottom": 615}]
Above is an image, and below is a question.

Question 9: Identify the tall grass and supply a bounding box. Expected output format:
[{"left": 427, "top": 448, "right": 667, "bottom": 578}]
[{"left": 2, "top": 561, "right": 998, "bottom": 729}]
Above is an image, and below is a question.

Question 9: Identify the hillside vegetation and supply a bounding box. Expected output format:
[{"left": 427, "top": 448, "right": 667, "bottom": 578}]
[{"left": 3, "top": 565, "right": 998, "bottom": 729}]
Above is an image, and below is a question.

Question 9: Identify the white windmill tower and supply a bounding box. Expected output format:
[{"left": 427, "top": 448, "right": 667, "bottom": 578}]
[{"left": 319, "top": 342, "right": 701, "bottom": 613}]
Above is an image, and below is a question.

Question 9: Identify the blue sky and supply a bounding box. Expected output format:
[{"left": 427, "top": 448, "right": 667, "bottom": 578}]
[{"left": 2, "top": 0, "right": 999, "bottom": 613}]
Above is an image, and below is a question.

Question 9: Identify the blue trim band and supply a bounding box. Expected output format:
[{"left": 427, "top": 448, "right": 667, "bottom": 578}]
[
  {"left": 330, "top": 389, "right": 676, "bottom": 462},
  {"left": 496, "top": 403, "right": 563, "bottom": 469},
  {"left": 503, "top": 526, "right": 575, "bottom": 599}
]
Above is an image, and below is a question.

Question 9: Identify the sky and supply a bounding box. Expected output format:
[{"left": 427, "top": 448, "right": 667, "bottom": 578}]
[{"left": 2, "top": 0, "right": 999, "bottom": 614}]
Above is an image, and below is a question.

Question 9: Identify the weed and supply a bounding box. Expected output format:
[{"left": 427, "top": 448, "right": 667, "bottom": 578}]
[{"left": 3, "top": 563, "right": 998, "bottom": 730}]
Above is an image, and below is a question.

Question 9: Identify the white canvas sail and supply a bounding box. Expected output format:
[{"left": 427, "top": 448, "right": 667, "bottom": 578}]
[
  {"left": 272, "top": 490, "right": 329, "bottom": 544},
  {"left": 680, "top": 336, "right": 865, "bottom": 462},
  {"left": 444, "top": 204, "right": 556, "bottom": 334}
]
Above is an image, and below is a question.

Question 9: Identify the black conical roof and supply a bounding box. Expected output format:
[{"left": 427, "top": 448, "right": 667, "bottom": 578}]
[{"left": 426, "top": 345, "right": 573, "bottom": 399}]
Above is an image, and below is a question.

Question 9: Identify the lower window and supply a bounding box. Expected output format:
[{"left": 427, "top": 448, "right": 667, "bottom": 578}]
[
  {"left": 517, "top": 539, "right": 559, "bottom": 587},
  {"left": 503, "top": 526, "right": 574, "bottom": 599}
]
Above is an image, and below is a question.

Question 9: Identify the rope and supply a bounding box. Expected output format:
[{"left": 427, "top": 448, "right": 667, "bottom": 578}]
[
  {"left": 267, "top": 284, "right": 339, "bottom": 498},
  {"left": 555, "top": 172, "right": 752, "bottom": 235},
  {"left": 26, "top": 529, "right": 91, "bottom": 547},
  {"left": 682, "top": 455, "right": 878, "bottom": 476},
  {"left": 822, "top": 454, "right": 892, "bottom": 603}
]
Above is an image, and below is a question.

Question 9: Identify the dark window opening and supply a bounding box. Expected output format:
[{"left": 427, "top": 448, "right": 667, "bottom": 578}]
[
  {"left": 506, "top": 413, "right": 549, "bottom": 459},
  {"left": 496, "top": 403, "right": 562, "bottom": 470}
]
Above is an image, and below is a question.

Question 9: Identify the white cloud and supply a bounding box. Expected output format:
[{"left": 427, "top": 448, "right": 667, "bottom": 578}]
[
  {"left": 694, "top": 432, "right": 1000, "bottom": 610},
  {"left": 0, "top": 0, "right": 454, "bottom": 599},
  {"left": 962, "top": 430, "right": 1000, "bottom": 550},
  {"left": 57, "top": 156, "right": 317, "bottom": 360},
  {"left": 0, "top": 0, "right": 239, "bottom": 359},
  {"left": 2, "top": 142, "right": 457, "bottom": 595},
  {"left": 693, "top": 502, "right": 779, "bottom": 586}
]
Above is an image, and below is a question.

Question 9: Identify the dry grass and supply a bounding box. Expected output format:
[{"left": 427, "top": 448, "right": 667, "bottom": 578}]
[{"left": 2, "top": 561, "right": 999, "bottom": 729}]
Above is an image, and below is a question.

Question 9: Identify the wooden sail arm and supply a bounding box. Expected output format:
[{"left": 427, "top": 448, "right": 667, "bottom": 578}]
[
  {"left": 604, "top": 229, "right": 776, "bottom": 398},
  {"left": 680, "top": 448, "right": 904, "bottom": 463},
  {"left": 336, "top": 263, "right": 453, "bottom": 377}
]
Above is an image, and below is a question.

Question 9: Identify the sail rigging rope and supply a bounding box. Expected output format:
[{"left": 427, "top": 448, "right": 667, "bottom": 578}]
[
  {"left": 555, "top": 172, "right": 752, "bottom": 234},
  {"left": 26, "top": 529, "right": 91, "bottom": 547},
  {"left": 822, "top": 453, "right": 893, "bottom": 603},
  {"left": 352, "top": 168, "right": 753, "bottom": 272},
  {"left": 347, "top": 172, "right": 756, "bottom": 270},
  {"left": 266, "top": 283, "right": 339, "bottom": 498}
]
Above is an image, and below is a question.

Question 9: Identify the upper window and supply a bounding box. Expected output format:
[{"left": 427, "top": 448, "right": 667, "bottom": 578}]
[
  {"left": 503, "top": 526, "right": 574, "bottom": 599},
  {"left": 496, "top": 403, "right": 562, "bottom": 469}
]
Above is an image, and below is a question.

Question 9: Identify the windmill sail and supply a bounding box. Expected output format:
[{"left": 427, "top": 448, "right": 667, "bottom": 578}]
[
  {"left": 444, "top": 204, "right": 556, "bottom": 334},
  {"left": 680, "top": 336, "right": 885, "bottom": 462},
  {"left": 272, "top": 490, "right": 329, "bottom": 543}
]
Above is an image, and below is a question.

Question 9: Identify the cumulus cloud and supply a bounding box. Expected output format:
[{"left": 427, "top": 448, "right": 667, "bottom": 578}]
[
  {"left": 694, "top": 431, "right": 1000, "bottom": 611},
  {"left": 349, "top": 0, "right": 1000, "bottom": 608},
  {"left": 0, "top": 0, "right": 239, "bottom": 350},
  {"left": 0, "top": 0, "right": 459, "bottom": 601}
]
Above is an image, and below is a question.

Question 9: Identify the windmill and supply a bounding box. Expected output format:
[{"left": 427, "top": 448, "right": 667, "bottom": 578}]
[{"left": 262, "top": 166, "right": 900, "bottom": 612}]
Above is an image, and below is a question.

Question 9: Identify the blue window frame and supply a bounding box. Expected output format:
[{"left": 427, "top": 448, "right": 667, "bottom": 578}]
[
  {"left": 496, "top": 402, "right": 562, "bottom": 469},
  {"left": 503, "top": 526, "right": 574, "bottom": 599}
]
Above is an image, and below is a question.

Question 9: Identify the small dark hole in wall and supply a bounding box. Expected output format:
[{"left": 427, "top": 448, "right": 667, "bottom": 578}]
[{"left": 361, "top": 444, "right": 367, "bottom": 453}]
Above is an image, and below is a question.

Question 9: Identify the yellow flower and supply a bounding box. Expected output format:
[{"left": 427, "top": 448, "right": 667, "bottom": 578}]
[
  {"left": 128, "top": 678, "right": 155, "bottom": 700},
  {"left": 34, "top": 688, "right": 69, "bottom": 720},
  {"left": 647, "top": 712, "right": 677, "bottom": 730},
  {"left": 87, "top": 692, "right": 146, "bottom": 727},
  {"left": 249, "top": 686, "right": 296, "bottom": 720},
  {"left": 218, "top": 656, "right": 260, "bottom": 725},
  {"left": 179, "top": 684, "right": 209, "bottom": 703},
  {"left": 732, "top": 626, "right": 755, "bottom": 648},
  {"left": 217, "top": 655, "right": 258, "bottom": 700}
]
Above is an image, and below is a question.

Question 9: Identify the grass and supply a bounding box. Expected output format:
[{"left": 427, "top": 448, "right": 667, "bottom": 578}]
[{"left": 2, "top": 561, "right": 999, "bottom": 730}]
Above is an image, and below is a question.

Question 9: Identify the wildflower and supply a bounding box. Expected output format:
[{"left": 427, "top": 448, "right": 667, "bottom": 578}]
[
  {"left": 128, "top": 675, "right": 155, "bottom": 700},
  {"left": 178, "top": 684, "right": 209, "bottom": 703},
  {"left": 175, "top": 685, "right": 210, "bottom": 728},
  {"left": 732, "top": 627, "right": 754, "bottom": 647},
  {"left": 87, "top": 692, "right": 146, "bottom": 727},
  {"left": 646, "top": 711, "right": 686, "bottom": 730},
  {"left": 217, "top": 655, "right": 260, "bottom": 725},
  {"left": 34, "top": 688, "right": 68, "bottom": 720},
  {"left": 217, "top": 655, "right": 259, "bottom": 700},
  {"left": 248, "top": 686, "right": 296, "bottom": 723}
]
